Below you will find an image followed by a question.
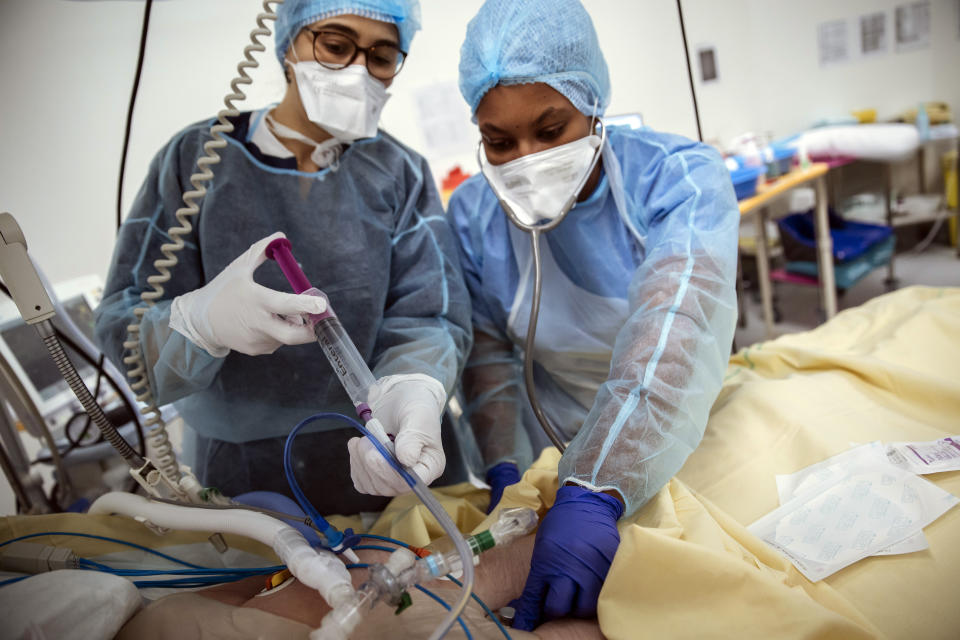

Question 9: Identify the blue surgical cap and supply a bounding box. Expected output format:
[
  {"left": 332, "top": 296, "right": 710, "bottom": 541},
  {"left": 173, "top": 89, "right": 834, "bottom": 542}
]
[
  {"left": 274, "top": 0, "right": 422, "bottom": 63},
  {"left": 459, "top": 0, "right": 611, "bottom": 119}
]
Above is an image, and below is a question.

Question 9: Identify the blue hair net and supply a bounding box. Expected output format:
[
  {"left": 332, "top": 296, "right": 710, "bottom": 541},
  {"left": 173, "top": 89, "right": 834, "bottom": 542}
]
[
  {"left": 459, "top": 0, "right": 611, "bottom": 118},
  {"left": 274, "top": 0, "right": 421, "bottom": 63}
]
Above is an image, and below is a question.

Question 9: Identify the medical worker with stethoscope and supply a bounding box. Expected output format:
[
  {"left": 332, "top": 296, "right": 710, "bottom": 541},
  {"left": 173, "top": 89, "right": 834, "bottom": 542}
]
[{"left": 447, "top": 0, "right": 741, "bottom": 630}]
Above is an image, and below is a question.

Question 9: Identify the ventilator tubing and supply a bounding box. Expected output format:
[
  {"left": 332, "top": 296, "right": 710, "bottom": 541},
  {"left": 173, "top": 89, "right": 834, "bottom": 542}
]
[
  {"left": 89, "top": 492, "right": 354, "bottom": 604},
  {"left": 314, "top": 508, "right": 537, "bottom": 640}
]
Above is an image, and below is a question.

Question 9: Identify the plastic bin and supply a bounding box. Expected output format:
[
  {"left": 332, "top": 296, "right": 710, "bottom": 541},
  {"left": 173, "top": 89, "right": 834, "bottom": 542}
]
[
  {"left": 730, "top": 165, "right": 765, "bottom": 200},
  {"left": 763, "top": 145, "right": 797, "bottom": 178},
  {"left": 778, "top": 209, "right": 893, "bottom": 263},
  {"left": 777, "top": 208, "right": 894, "bottom": 290},
  {"left": 786, "top": 236, "right": 895, "bottom": 290}
]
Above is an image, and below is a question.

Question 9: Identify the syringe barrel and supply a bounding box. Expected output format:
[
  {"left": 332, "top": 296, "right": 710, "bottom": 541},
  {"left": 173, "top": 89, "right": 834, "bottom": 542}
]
[
  {"left": 314, "top": 316, "right": 377, "bottom": 407},
  {"left": 263, "top": 238, "right": 378, "bottom": 409}
]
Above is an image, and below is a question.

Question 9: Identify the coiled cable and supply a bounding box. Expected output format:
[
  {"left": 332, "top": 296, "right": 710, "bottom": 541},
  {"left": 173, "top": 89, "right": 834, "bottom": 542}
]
[
  {"left": 120, "top": 1, "right": 283, "bottom": 482},
  {"left": 37, "top": 320, "right": 145, "bottom": 469}
]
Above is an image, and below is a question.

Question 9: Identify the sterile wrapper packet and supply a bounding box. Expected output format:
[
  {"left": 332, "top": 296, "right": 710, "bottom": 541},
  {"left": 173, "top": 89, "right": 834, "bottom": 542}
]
[
  {"left": 755, "top": 451, "right": 958, "bottom": 582},
  {"left": 885, "top": 436, "right": 960, "bottom": 475},
  {"left": 776, "top": 443, "right": 927, "bottom": 555}
]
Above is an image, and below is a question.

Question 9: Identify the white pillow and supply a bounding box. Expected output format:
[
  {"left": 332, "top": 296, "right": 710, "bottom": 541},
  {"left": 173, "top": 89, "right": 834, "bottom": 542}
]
[{"left": 797, "top": 124, "right": 919, "bottom": 162}]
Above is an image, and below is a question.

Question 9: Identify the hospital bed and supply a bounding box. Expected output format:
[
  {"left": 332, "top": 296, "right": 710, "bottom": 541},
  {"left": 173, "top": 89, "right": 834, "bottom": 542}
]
[{"left": 1, "top": 285, "right": 958, "bottom": 639}]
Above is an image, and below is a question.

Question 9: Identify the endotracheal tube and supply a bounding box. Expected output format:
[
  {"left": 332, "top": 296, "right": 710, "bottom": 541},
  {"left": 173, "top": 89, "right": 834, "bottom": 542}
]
[{"left": 313, "top": 508, "right": 538, "bottom": 640}]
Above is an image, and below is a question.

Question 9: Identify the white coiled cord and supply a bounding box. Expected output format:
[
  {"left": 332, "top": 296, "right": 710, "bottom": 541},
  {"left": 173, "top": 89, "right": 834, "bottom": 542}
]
[{"left": 121, "top": 1, "right": 284, "bottom": 482}]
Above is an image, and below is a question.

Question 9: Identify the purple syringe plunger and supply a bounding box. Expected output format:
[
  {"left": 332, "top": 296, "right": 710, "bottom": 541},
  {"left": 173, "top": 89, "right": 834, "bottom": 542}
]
[
  {"left": 265, "top": 235, "right": 377, "bottom": 410},
  {"left": 265, "top": 237, "right": 312, "bottom": 294}
]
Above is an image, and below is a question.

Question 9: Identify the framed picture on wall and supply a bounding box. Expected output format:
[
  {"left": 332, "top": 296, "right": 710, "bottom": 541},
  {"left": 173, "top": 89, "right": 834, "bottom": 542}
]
[
  {"left": 697, "top": 46, "right": 719, "bottom": 83},
  {"left": 818, "top": 19, "right": 850, "bottom": 66},
  {"left": 860, "top": 12, "right": 888, "bottom": 55},
  {"left": 895, "top": 1, "right": 930, "bottom": 51}
]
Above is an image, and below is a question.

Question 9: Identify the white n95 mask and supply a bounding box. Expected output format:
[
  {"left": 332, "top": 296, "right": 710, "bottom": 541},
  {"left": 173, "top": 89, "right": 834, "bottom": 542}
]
[
  {"left": 480, "top": 134, "right": 602, "bottom": 226},
  {"left": 290, "top": 62, "right": 390, "bottom": 143}
]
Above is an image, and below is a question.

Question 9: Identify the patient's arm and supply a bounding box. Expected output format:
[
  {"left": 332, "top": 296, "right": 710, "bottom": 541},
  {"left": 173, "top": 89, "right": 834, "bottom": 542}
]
[
  {"left": 201, "top": 535, "right": 602, "bottom": 639},
  {"left": 466, "top": 535, "right": 603, "bottom": 640}
]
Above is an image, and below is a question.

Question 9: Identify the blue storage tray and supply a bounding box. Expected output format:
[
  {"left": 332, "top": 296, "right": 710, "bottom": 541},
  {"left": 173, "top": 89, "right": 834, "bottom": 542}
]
[
  {"left": 764, "top": 145, "right": 797, "bottom": 178},
  {"left": 730, "top": 165, "right": 765, "bottom": 200},
  {"left": 778, "top": 211, "right": 894, "bottom": 263},
  {"left": 786, "top": 236, "right": 895, "bottom": 290}
]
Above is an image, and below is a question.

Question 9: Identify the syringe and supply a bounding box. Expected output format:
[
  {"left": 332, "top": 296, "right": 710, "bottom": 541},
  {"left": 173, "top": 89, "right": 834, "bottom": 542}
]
[
  {"left": 266, "top": 238, "right": 378, "bottom": 423},
  {"left": 267, "top": 239, "right": 480, "bottom": 637}
]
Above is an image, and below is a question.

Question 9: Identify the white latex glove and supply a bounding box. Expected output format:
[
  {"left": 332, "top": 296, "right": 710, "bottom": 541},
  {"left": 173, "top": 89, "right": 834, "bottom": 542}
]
[
  {"left": 169, "top": 232, "right": 326, "bottom": 357},
  {"left": 348, "top": 374, "right": 447, "bottom": 496}
]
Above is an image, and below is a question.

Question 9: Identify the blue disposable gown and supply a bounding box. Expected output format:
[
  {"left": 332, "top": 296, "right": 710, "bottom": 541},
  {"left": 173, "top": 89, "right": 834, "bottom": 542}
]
[
  {"left": 96, "top": 110, "right": 472, "bottom": 444},
  {"left": 448, "top": 125, "right": 739, "bottom": 516}
]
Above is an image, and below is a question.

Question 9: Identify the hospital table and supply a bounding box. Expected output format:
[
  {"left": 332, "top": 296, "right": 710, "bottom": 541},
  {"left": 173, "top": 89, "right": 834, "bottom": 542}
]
[
  {"left": 820, "top": 130, "right": 960, "bottom": 267},
  {"left": 739, "top": 162, "right": 836, "bottom": 338}
]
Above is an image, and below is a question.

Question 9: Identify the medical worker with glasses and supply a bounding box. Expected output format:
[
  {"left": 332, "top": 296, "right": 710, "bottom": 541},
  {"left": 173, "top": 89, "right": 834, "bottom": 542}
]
[
  {"left": 95, "top": 0, "right": 471, "bottom": 515},
  {"left": 448, "top": 0, "right": 739, "bottom": 629}
]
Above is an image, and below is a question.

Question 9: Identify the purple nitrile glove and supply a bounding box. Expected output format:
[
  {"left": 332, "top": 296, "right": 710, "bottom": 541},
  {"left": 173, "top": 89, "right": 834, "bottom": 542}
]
[
  {"left": 486, "top": 462, "right": 521, "bottom": 514},
  {"left": 512, "top": 485, "right": 624, "bottom": 631}
]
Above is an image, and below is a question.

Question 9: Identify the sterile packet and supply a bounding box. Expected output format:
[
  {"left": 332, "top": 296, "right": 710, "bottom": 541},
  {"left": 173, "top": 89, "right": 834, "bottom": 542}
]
[
  {"left": 775, "top": 443, "right": 927, "bottom": 555},
  {"left": 885, "top": 436, "right": 960, "bottom": 475},
  {"left": 753, "top": 449, "right": 959, "bottom": 582},
  {"left": 775, "top": 442, "right": 885, "bottom": 503}
]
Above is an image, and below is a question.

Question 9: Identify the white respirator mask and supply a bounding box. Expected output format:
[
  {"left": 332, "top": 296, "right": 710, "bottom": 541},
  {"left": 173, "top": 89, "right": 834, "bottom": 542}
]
[
  {"left": 479, "top": 133, "right": 603, "bottom": 226},
  {"left": 289, "top": 61, "right": 390, "bottom": 143}
]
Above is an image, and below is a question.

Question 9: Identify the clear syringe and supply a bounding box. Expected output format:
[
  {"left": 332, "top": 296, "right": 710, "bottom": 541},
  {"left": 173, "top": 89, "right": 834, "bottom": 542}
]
[
  {"left": 266, "top": 238, "right": 477, "bottom": 638},
  {"left": 266, "top": 237, "right": 377, "bottom": 422}
]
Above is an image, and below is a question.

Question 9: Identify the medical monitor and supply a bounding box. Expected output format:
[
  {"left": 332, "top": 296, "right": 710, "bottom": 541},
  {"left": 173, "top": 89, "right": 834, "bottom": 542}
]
[{"left": 0, "top": 275, "right": 103, "bottom": 426}]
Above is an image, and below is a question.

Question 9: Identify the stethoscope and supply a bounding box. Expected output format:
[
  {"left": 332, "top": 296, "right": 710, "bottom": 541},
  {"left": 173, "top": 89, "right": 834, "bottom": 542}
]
[{"left": 476, "top": 120, "right": 607, "bottom": 453}]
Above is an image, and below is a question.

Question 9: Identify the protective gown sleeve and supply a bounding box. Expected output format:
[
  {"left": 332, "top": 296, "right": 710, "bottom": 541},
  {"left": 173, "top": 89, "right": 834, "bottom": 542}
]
[
  {"left": 559, "top": 144, "right": 739, "bottom": 516},
  {"left": 94, "top": 134, "right": 225, "bottom": 407},
  {"left": 369, "top": 154, "right": 473, "bottom": 396},
  {"left": 460, "top": 330, "right": 533, "bottom": 472},
  {"left": 448, "top": 192, "right": 534, "bottom": 473}
]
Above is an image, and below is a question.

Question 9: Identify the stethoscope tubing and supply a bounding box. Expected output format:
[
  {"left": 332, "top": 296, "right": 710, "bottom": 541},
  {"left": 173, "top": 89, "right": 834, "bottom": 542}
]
[{"left": 478, "top": 121, "right": 608, "bottom": 454}]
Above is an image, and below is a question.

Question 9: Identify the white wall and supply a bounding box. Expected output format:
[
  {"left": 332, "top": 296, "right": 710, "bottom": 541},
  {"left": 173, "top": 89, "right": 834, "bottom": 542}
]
[
  {"left": 1, "top": 0, "right": 956, "bottom": 292},
  {"left": 0, "top": 0, "right": 695, "bottom": 288},
  {"left": 0, "top": 1, "right": 289, "bottom": 286},
  {"left": 682, "top": 0, "right": 960, "bottom": 148},
  {"left": 389, "top": 0, "right": 700, "bottom": 184}
]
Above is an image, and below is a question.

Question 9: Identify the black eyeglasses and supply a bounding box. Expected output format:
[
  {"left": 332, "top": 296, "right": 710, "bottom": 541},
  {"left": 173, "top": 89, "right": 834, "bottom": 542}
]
[{"left": 306, "top": 29, "right": 407, "bottom": 80}]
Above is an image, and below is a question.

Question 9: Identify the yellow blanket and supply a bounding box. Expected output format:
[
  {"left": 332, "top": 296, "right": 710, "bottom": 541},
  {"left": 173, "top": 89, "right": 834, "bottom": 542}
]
[
  {"left": 3, "top": 286, "right": 957, "bottom": 639},
  {"left": 352, "top": 286, "right": 960, "bottom": 639},
  {"left": 679, "top": 285, "right": 960, "bottom": 640}
]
